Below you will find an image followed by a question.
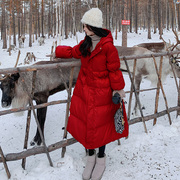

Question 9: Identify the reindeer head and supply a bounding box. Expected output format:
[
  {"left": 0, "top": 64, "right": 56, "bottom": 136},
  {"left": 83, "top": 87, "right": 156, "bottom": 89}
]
[
  {"left": 0, "top": 74, "right": 20, "bottom": 108},
  {"left": 0, "top": 49, "right": 22, "bottom": 107},
  {"left": 161, "top": 30, "right": 180, "bottom": 75},
  {"left": 170, "top": 57, "right": 180, "bottom": 78}
]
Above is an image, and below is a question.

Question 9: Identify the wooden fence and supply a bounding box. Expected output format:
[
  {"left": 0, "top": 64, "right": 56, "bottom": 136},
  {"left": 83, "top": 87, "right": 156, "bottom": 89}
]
[{"left": 0, "top": 50, "right": 180, "bottom": 179}]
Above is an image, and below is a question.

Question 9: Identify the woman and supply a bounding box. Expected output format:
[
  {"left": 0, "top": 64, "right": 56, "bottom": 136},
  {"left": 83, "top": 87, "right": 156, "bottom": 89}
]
[{"left": 55, "top": 8, "right": 129, "bottom": 180}]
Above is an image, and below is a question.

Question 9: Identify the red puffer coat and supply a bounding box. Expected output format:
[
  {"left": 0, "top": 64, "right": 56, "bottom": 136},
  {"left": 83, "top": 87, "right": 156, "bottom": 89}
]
[{"left": 55, "top": 30, "right": 129, "bottom": 149}]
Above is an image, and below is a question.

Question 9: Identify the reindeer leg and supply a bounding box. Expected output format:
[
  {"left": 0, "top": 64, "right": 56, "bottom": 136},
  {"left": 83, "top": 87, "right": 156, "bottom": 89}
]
[
  {"left": 30, "top": 95, "right": 48, "bottom": 146},
  {"left": 133, "top": 74, "right": 142, "bottom": 115},
  {"left": 34, "top": 106, "right": 47, "bottom": 145}
]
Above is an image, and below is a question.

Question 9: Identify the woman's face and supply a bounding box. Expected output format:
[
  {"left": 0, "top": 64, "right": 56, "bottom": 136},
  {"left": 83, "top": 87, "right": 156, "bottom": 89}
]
[{"left": 83, "top": 24, "right": 95, "bottom": 36}]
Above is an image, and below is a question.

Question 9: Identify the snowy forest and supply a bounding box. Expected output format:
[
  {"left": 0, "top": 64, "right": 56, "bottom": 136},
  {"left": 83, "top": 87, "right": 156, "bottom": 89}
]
[
  {"left": 1, "top": 0, "right": 180, "bottom": 180},
  {"left": 1, "top": 0, "right": 180, "bottom": 50}
]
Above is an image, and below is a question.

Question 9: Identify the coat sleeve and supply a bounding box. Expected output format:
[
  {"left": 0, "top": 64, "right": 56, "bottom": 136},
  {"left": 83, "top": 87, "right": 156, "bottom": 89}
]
[
  {"left": 55, "top": 41, "right": 83, "bottom": 59},
  {"left": 106, "top": 44, "right": 125, "bottom": 90}
]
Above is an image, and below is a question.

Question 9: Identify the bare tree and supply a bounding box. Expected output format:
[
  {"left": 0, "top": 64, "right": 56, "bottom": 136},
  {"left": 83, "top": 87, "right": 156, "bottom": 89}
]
[
  {"left": 48, "top": 1, "right": 51, "bottom": 37},
  {"left": 115, "top": 0, "right": 118, "bottom": 39},
  {"left": 167, "top": 0, "right": 170, "bottom": 30},
  {"left": 122, "top": 0, "right": 127, "bottom": 47},
  {"left": 12, "top": 1, "right": 16, "bottom": 46},
  {"left": 41, "top": 0, "right": 44, "bottom": 36},
  {"left": 53, "top": 2, "right": 56, "bottom": 37},
  {"left": 109, "top": 0, "right": 115, "bottom": 31},
  {"left": 134, "top": 0, "right": 138, "bottom": 34},
  {"left": 178, "top": 3, "right": 180, "bottom": 31},
  {"left": 148, "top": 0, "right": 152, "bottom": 39},
  {"left": 2, "top": 0, "right": 7, "bottom": 49},
  {"left": 105, "top": 0, "right": 107, "bottom": 28},
  {"left": 16, "top": 0, "right": 21, "bottom": 39},
  {"left": 34, "top": 0, "right": 38, "bottom": 40},
  {"left": 158, "top": 0, "right": 163, "bottom": 38},
  {"left": 65, "top": 0, "right": 68, "bottom": 39},
  {"left": 153, "top": 0, "right": 157, "bottom": 33},
  {"left": 21, "top": 1, "right": 25, "bottom": 36},
  {"left": 130, "top": 0, "right": 133, "bottom": 33},
  {"left": 61, "top": 0, "right": 64, "bottom": 37},
  {"left": 29, "top": 0, "right": 32, "bottom": 47}
]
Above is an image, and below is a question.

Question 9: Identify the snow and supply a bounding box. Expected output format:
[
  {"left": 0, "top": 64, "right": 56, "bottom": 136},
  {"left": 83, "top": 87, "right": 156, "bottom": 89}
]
[{"left": 0, "top": 30, "right": 180, "bottom": 180}]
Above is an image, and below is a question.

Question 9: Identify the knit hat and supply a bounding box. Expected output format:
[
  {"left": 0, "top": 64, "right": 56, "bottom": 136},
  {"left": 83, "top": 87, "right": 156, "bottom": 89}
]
[{"left": 81, "top": 8, "right": 103, "bottom": 28}]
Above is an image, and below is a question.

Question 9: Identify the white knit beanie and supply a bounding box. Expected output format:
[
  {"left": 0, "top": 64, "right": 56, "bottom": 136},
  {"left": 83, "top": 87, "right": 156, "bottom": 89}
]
[{"left": 81, "top": 8, "right": 103, "bottom": 28}]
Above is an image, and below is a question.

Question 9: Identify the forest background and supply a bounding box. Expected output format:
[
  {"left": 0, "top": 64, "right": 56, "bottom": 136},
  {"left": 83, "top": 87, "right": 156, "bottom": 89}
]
[
  {"left": 1, "top": 0, "right": 180, "bottom": 50},
  {"left": 1, "top": 1, "right": 180, "bottom": 179}
]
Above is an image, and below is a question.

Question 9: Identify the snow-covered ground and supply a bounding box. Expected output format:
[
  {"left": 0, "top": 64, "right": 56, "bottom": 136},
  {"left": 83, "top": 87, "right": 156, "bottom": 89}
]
[{"left": 0, "top": 29, "right": 180, "bottom": 180}]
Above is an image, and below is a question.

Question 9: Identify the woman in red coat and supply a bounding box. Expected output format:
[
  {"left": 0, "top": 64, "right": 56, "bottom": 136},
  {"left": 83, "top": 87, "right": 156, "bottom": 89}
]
[{"left": 55, "top": 8, "right": 128, "bottom": 180}]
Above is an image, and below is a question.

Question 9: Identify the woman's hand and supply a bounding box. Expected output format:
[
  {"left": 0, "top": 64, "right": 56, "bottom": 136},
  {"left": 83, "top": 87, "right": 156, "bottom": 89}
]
[{"left": 113, "top": 89, "right": 126, "bottom": 98}]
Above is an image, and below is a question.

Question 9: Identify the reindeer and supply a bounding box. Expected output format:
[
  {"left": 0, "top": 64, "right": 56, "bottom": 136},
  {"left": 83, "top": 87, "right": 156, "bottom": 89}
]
[
  {"left": 7, "top": 45, "right": 17, "bottom": 52},
  {"left": 24, "top": 52, "right": 36, "bottom": 65},
  {"left": 116, "top": 30, "right": 180, "bottom": 115},
  {"left": 38, "top": 36, "right": 45, "bottom": 46},
  {"left": 19, "top": 35, "right": 26, "bottom": 48},
  {"left": 0, "top": 60, "right": 80, "bottom": 146},
  {"left": 116, "top": 45, "right": 173, "bottom": 87}
]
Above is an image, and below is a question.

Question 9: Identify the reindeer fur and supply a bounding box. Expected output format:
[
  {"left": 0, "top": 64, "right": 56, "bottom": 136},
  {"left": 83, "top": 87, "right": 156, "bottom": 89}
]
[{"left": 115, "top": 45, "right": 175, "bottom": 114}]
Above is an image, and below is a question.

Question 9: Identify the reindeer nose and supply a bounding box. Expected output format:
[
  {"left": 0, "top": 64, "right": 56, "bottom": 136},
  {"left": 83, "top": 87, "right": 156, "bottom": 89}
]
[
  {"left": 1, "top": 97, "right": 11, "bottom": 108},
  {"left": 1, "top": 101, "right": 9, "bottom": 107}
]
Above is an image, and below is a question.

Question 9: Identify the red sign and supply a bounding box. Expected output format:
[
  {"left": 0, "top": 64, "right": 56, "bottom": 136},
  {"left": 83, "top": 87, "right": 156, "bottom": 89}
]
[{"left": 122, "top": 20, "right": 130, "bottom": 25}]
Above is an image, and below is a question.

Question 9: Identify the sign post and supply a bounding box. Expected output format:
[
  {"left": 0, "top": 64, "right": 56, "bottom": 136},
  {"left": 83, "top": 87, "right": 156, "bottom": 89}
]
[
  {"left": 122, "top": 20, "right": 130, "bottom": 47},
  {"left": 122, "top": 20, "right": 130, "bottom": 25},
  {"left": 122, "top": 0, "right": 129, "bottom": 47}
]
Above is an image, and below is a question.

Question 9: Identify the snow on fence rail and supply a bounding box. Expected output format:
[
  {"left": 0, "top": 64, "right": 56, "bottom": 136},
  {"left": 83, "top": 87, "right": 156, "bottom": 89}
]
[{"left": 0, "top": 50, "right": 180, "bottom": 179}]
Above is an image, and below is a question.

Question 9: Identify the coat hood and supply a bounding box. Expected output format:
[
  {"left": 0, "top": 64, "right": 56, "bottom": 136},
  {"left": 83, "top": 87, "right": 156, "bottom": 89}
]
[
  {"left": 88, "top": 29, "right": 114, "bottom": 60},
  {"left": 100, "top": 29, "right": 114, "bottom": 46}
]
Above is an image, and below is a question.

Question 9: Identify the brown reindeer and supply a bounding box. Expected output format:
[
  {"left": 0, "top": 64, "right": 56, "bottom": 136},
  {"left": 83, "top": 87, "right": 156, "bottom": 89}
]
[{"left": 0, "top": 60, "right": 80, "bottom": 145}]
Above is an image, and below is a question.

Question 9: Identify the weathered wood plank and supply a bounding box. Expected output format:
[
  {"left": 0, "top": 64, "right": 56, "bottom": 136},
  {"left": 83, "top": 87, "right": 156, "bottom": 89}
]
[
  {"left": 0, "top": 138, "right": 77, "bottom": 163},
  {"left": 0, "top": 99, "right": 68, "bottom": 117}
]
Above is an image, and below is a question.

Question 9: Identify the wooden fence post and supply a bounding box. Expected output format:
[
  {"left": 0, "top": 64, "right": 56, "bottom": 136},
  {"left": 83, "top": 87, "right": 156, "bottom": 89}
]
[
  {"left": 0, "top": 146, "right": 11, "bottom": 179},
  {"left": 152, "top": 55, "right": 172, "bottom": 125},
  {"left": 22, "top": 109, "right": 31, "bottom": 169},
  {"left": 61, "top": 67, "right": 75, "bottom": 158},
  {"left": 124, "top": 58, "right": 148, "bottom": 133},
  {"left": 153, "top": 56, "right": 163, "bottom": 125}
]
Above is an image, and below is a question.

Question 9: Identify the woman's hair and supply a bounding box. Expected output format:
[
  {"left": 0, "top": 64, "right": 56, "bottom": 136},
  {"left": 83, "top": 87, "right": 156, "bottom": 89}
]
[{"left": 79, "top": 25, "right": 108, "bottom": 57}]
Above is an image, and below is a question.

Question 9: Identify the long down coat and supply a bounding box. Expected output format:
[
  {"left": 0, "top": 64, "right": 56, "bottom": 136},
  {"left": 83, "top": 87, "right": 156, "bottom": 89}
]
[{"left": 55, "top": 30, "right": 129, "bottom": 149}]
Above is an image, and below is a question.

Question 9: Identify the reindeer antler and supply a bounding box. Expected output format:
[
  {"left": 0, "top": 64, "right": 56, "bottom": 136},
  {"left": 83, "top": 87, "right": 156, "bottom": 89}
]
[
  {"left": 161, "top": 36, "right": 174, "bottom": 51},
  {"left": 0, "top": 74, "right": 9, "bottom": 81},
  {"left": 172, "top": 29, "right": 180, "bottom": 51}
]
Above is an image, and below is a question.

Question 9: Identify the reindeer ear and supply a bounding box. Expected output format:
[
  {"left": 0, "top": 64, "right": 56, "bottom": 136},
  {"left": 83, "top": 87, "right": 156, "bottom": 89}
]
[{"left": 11, "top": 73, "right": 20, "bottom": 81}]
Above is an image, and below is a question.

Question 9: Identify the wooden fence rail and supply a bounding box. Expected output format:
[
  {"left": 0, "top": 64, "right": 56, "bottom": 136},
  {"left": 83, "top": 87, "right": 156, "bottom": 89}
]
[
  {"left": 0, "top": 138, "right": 77, "bottom": 163},
  {"left": 0, "top": 50, "right": 179, "bottom": 75}
]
